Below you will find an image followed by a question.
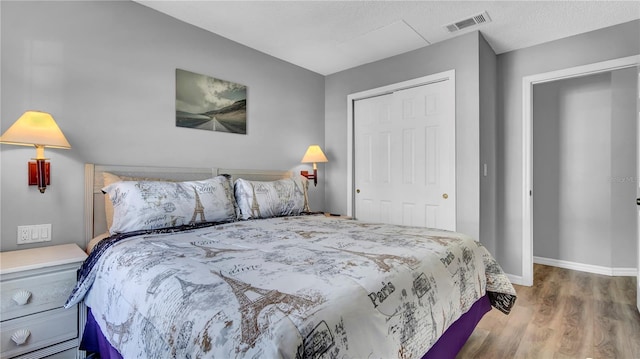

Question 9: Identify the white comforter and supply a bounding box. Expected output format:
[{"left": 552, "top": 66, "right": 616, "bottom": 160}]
[{"left": 67, "top": 215, "right": 515, "bottom": 358}]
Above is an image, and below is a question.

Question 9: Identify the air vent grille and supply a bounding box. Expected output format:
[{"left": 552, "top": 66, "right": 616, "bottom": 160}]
[
  {"left": 445, "top": 24, "right": 458, "bottom": 33},
  {"left": 444, "top": 11, "right": 491, "bottom": 33}
]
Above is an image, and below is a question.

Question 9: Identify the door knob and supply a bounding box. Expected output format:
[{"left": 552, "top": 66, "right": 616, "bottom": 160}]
[
  {"left": 637, "top": 198, "right": 640, "bottom": 205},
  {"left": 356, "top": 189, "right": 361, "bottom": 194},
  {"left": 442, "top": 193, "right": 448, "bottom": 199}
]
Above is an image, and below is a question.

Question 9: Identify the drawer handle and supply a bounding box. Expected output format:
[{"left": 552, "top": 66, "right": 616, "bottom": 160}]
[
  {"left": 11, "top": 329, "right": 30, "bottom": 345},
  {"left": 12, "top": 289, "right": 32, "bottom": 305}
]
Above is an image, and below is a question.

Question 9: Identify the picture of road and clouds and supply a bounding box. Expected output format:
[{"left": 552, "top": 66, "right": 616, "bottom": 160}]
[{"left": 176, "top": 68, "right": 247, "bottom": 134}]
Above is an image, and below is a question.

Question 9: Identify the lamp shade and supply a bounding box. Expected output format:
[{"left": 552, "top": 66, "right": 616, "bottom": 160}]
[
  {"left": 301, "top": 145, "right": 328, "bottom": 163},
  {"left": 0, "top": 111, "right": 71, "bottom": 149}
]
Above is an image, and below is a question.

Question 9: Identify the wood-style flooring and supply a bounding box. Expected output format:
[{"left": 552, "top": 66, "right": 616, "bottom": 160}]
[{"left": 457, "top": 264, "right": 640, "bottom": 359}]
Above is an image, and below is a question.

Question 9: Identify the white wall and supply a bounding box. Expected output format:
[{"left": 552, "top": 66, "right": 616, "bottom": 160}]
[
  {"left": 0, "top": 1, "right": 325, "bottom": 251},
  {"left": 496, "top": 20, "right": 640, "bottom": 276},
  {"left": 533, "top": 69, "right": 637, "bottom": 268}
]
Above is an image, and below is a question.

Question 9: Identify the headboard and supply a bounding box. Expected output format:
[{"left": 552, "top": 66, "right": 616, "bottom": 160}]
[{"left": 84, "top": 164, "right": 292, "bottom": 248}]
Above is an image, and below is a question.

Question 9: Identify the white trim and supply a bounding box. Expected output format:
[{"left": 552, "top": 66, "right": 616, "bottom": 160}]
[
  {"left": 522, "top": 55, "right": 640, "bottom": 287},
  {"left": 614, "top": 268, "right": 639, "bottom": 277},
  {"left": 637, "top": 69, "right": 640, "bottom": 312},
  {"left": 522, "top": 76, "right": 533, "bottom": 286},
  {"left": 505, "top": 273, "right": 526, "bottom": 286},
  {"left": 534, "top": 256, "right": 637, "bottom": 277},
  {"left": 346, "top": 70, "right": 456, "bottom": 217}
]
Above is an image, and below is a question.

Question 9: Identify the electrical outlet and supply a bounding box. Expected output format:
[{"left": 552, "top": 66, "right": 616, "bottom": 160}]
[
  {"left": 17, "top": 226, "right": 31, "bottom": 244},
  {"left": 17, "top": 224, "right": 52, "bottom": 244}
]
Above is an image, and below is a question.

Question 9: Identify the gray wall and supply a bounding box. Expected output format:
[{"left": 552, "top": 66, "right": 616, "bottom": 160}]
[
  {"left": 610, "top": 68, "right": 638, "bottom": 267},
  {"left": 496, "top": 20, "right": 640, "bottom": 276},
  {"left": 324, "top": 32, "right": 484, "bottom": 242},
  {"left": 0, "top": 1, "right": 325, "bottom": 251},
  {"left": 479, "top": 34, "right": 498, "bottom": 255},
  {"left": 533, "top": 68, "right": 637, "bottom": 268}
]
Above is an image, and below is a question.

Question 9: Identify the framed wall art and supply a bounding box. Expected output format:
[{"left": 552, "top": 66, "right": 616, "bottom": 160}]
[{"left": 176, "top": 68, "right": 247, "bottom": 134}]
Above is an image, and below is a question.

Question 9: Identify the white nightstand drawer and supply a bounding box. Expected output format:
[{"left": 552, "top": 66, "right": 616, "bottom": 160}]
[
  {"left": 0, "top": 269, "right": 77, "bottom": 321},
  {"left": 1, "top": 306, "right": 78, "bottom": 358}
]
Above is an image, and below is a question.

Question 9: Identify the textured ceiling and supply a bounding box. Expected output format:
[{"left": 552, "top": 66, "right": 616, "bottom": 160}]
[{"left": 135, "top": 1, "right": 640, "bottom": 75}]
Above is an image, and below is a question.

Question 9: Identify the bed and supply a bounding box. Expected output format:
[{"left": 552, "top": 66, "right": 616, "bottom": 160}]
[{"left": 66, "top": 164, "right": 516, "bottom": 359}]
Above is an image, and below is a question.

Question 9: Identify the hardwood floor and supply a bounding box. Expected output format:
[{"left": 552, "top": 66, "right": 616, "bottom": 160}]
[{"left": 457, "top": 264, "right": 640, "bottom": 359}]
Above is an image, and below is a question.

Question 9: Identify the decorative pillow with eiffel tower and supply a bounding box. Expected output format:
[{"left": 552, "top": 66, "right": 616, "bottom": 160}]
[
  {"left": 102, "top": 172, "right": 176, "bottom": 233},
  {"left": 234, "top": 177, "right": 309, "bottom": 220},
  {"left": 103, "top": 176, "right": 238, "bottom": 234}
]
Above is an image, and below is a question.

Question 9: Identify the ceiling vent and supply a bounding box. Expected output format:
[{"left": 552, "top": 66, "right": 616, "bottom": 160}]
[{"left": 444, "top": 11, "right": 491, "bottom": 33}]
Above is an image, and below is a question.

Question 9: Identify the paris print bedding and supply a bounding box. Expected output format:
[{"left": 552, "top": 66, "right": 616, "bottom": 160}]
[{"left": 66, "top": 214, "right": 516, "bottom": 359}]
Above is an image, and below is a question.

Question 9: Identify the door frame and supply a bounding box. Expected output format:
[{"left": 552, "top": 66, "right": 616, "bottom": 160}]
[
  {"left": 346, "top": 70, "right": 456, "bottom": 217},
  {"left": 521, "top": 55, "right": 640, "bottom": 286}
]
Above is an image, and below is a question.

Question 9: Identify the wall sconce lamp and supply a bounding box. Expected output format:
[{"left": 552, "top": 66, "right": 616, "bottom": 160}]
[
  {"left": 0, "top": 111, "right": 71, "bottom": 193},
  {"left": 300, "top": 145, "right": 328, "bottom": 187}
]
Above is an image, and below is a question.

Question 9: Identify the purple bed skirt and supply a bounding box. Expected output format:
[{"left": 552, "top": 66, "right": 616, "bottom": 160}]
[
  {"left": 422, "top": 294, "right": 491, "bottom": 358},
  {"left": 81, "top": 294, "right": 491, "bottom": 359}
]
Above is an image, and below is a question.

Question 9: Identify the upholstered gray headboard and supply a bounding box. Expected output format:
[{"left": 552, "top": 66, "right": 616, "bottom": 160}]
[{"left": 84, "top": 164, "right": 292, "bottom": 248}]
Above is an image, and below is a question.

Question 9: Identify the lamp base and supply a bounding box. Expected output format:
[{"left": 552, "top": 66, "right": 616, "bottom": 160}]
[{"left": 28, "top": 161, "right": 50, "bottom": 186}]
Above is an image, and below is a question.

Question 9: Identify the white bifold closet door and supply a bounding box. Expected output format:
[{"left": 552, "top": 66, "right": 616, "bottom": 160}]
[{"left": 353, "top": 79, "right": 455, "bottom": 230}]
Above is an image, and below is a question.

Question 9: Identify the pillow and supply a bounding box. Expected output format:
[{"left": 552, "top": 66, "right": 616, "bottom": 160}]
[
  {"left": 103, "top": 176, "right": 237, "bottom": 234},
  {"left": 234, "top": 177, "right": 309, "bottom": 220},
  {"left": 102, "top": 172, "right": 172, "bottom": 231},
  {"left": 103, "top": 172, "right": 125, "bottom": 230}
]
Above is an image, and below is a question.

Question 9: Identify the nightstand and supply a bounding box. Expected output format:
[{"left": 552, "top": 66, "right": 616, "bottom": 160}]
[{"left": 1, "top": 244, "right": 87, "bottom": 359}]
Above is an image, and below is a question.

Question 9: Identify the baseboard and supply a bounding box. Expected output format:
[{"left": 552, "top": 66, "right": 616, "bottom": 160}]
[
  {"left": 612, "top": 267, "right": 637, "bottom": 276},
  {"left": 533, "top": 256, "right": 637, "bottom": 277},
  {"left": 505, "top": 273, "right": 527, "bottom": 286}
]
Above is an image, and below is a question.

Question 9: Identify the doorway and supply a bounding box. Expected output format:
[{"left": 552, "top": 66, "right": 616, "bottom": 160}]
[
  {"left": 522, "top": 55, "right": 640, "bottom": 286},
  {"left": 532, "top": 68, "right": 637, "bottom": 273}
]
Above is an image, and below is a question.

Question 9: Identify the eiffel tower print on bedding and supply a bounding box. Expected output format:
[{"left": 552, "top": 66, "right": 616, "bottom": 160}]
[{"left": 67, "top": 214, "right": 516, "bottom": 359}]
